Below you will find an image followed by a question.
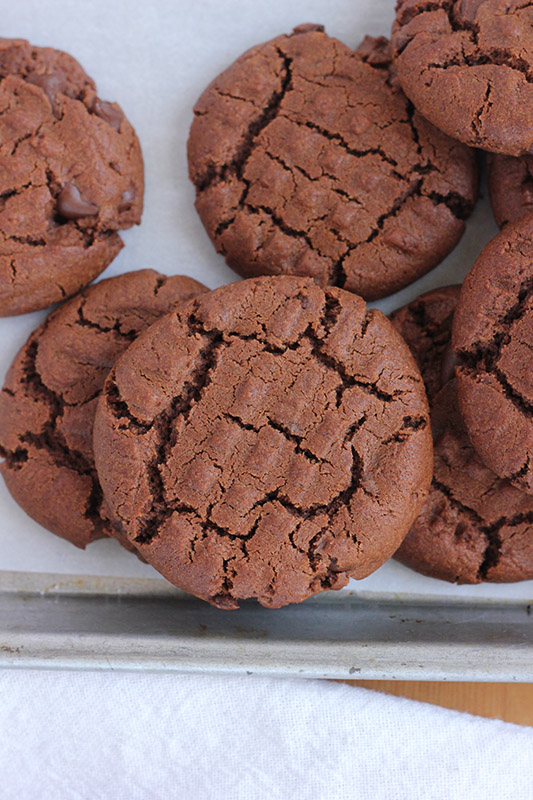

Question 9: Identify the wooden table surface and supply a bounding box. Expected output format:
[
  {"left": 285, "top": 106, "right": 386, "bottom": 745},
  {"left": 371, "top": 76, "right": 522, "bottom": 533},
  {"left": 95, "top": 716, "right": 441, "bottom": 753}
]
[{"left": 348, "top": 681, "right": 533, "bottom": 726}]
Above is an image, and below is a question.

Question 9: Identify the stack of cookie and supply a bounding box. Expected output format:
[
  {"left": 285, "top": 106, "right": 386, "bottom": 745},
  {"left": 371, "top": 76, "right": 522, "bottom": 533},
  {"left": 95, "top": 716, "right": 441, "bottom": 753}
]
[{"left": 0, "top": 2, "right": 532, "bottom": 610}]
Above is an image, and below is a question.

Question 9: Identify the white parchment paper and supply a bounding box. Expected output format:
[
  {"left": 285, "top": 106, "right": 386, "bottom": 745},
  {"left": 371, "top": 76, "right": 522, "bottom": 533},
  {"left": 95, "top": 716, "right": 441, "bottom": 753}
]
[{"left": 0, "top": 0, "right": 530, "bottom": 601}]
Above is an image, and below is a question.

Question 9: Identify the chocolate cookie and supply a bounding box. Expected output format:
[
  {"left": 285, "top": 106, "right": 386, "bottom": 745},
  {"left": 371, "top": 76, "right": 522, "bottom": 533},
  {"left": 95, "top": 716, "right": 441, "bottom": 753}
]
[
  {"left": 488, "top": 154, "right": 533, "bottom": 227},
  {"left": 391, "top": 286, "right": 533, "bottom": 583},
  {"left": 391, "top": 0, "right": 533, "bottom": 156},
  {"left": 0, "top": 270, "right": 206, "bottom": 548},
  {"left": 453, "top": 217, "right": 533, "bottom": 493},
  {"left": 93, "top": 276, "right": 433, "bottom": 609},
  {"left": 188, "top": 26, "right": 477, "bottom": 300},
  {"left": 0, "top": 38, "right": 144, "bottom": 316},
  {"left": 398, "top": 382, "right": 533, "bottom": 582}
]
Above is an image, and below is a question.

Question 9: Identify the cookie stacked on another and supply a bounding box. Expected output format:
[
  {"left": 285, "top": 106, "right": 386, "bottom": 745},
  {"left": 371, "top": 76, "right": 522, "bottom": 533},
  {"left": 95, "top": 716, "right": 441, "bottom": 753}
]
[
  {"left": 392, "top": 285, "right": 533, "bottom": 583},
  {"left": 389, "top": 0, "right": 533, "bottom": 228},
  {"left": 0, "top": 270, "right": 207, "bottom": 548},
  {"left": 93, "top": 276, "right": 434, "bottom": 608},
  {"left": 390, "top": 0, "right": 533, "bottom": 157},
  {"left": 1, "top": 272, "right": 435, "bottom": 608},
  {"left": 453, "top": 216, "right": 533, "bottom": 495},
  {"left": 0, "top": 29, "right": 442, "bottom": 611},
  {"left": 384, "top": 0, "right": 533, "bottom": 582}
]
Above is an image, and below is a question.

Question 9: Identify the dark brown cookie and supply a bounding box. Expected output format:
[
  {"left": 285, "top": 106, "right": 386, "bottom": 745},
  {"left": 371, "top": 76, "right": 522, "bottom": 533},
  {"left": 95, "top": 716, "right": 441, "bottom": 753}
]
[
  {"left": 391, "top": 286, "right": 533, "bottom": 583},
  {"left": 0, "top": 270, "right": 207, "bottom": 548},
  {"left": 0, "top": 38, "right": 144, "bottom": 316},
  {"left": 93, "top": 275, "right": 433, "bottom": 609},
  {"left": 391, "top": 0, "right": 533, "bottom": 156},
  {"left": 488, "top": 153, "right": 533, "bottom": 227},
  {"left": 188, "top": 26, "right": 477, "bottom": 301},
  {"left": 453, "top": 217, "right": 533, "bottom": 493}
]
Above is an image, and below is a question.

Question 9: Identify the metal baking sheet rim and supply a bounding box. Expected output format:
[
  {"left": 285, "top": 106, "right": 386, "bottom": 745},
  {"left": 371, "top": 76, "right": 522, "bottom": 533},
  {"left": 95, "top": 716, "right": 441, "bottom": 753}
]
[{"left": 1, "top": 570, "right": 532, "bottom": 681}]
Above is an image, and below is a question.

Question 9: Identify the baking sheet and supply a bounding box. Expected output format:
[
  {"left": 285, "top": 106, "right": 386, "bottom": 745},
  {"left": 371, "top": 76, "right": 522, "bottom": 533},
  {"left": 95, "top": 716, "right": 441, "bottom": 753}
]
[{"left": 1, "top": 0, "right": 531, "bottom": 605}]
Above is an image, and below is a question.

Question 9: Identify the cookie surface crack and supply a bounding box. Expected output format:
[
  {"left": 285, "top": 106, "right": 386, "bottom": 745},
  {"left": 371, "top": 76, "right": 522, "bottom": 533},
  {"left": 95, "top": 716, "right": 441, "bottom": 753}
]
[
  {"left": 195, "top": 47, "right": 293, "bottom": 191},
  {"left": 133, "top": 329, "right": 225, "bottom": 542},
  {"left": 6, "top": 336, "right": 105, "bottom": 532},
  {"left": 74, "top": 298, "right": 137, "bottom": 340},
  {"left": 433, "top": 475, "right": 533, "bottom": 578},
  {"left": 457, "top": 278, "right": 533, "bottom": 419}
]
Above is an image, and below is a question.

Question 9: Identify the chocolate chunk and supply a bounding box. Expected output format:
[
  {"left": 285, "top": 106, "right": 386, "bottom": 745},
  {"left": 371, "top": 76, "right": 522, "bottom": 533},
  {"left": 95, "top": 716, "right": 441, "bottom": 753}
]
[
  {"left": 26, "top": 69, "right": 67, "bottom": 105},
  {"left": 57, "top": 183, "right": 99, "bottom": 220},
  {"left": 92, "top": 98, "right": 124, "bottom": 131}
]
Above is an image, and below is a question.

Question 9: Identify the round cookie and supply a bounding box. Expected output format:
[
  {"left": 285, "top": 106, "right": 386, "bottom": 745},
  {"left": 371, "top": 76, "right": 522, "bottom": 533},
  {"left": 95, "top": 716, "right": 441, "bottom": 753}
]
[
  {"left": 93, "top": 275, "right": 433, "bottom": 609},
  {"left": 453, "top": 216, "right": 533, "bottom": 493},
  {"left": 0, "top": 270, "right": 207, "bottom": 548},
  {"left": 392, "top": 286, "right": 533, "bottom": 583},
  {"left": 0, "top": 38, "right": 144, "bottom": 316},
  {"left": 391, "top": 0, "right": 533, "bottom": 156},
  {"left": 188, "top": 26, "right": 477, "bottom": 300},
  {"left": 488, "top": 154, "right": 533, "bottom": 227}
]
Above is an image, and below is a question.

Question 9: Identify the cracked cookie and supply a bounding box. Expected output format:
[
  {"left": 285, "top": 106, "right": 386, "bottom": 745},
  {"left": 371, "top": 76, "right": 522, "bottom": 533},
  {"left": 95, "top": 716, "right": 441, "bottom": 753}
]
[
  {"left": 391, "top": 0, "right": 533, "bottom": 156},
  {"left": 488, "top": 153, "right": 533, "bottom": 227},
  {"left": 0, "top": 38, "right": 144, "bottom": 316},
  {"left": 392, "top": 286, "right": 533, "bottom": 582},
  {"left": 0, "top": 269, "right": 207, "bottom": 548},
  {"left": 453, "top": 216, "right": 533, "bottom": 493},
  {"left": 188, "top": 26, "right": 477, "bottom": 301},
  {"left": 93, "top": 275, "right": 433, "bottom": 609}
]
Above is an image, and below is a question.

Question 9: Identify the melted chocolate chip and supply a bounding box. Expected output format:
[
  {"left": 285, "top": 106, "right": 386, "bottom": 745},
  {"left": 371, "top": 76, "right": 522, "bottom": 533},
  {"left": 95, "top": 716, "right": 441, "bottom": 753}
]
[
  {"left": 57, "top": 184, "right": 99, "bottom": 220},
  {"left": 91, "top": 98, "right": 124, "bottom": 132},
  {"left": 26, "top": 70, "right": 67, "bottom": 105}
]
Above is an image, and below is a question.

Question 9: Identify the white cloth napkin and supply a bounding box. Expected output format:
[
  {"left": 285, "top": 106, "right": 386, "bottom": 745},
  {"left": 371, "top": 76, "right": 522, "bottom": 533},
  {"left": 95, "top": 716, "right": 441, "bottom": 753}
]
[{"left": 1, "top": 671, "right": 530, "bottom": 800}]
